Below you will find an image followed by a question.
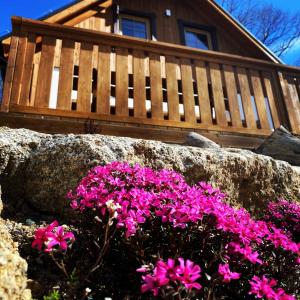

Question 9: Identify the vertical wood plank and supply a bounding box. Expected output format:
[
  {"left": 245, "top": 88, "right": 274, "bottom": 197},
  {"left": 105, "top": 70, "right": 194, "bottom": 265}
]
[
  {"left": 277, "top": 72, "right": 300, "bottom": 132},
  {"left": 236, "top": 67, "right": 257, "bottom": 129},
  {"left": 223, "top": 65, "right": 242, "bottom": 128},
  {"left": 250, "top": 70, "right": 270, "bottom": 129},
  {"left": 57, "top": 39, "right": 75, "bottom": 110},
  {"left": 97, "top": 44, "right": 111, "bottom": 115},
  {"left": 149, "top": 53, "right": 163, "bottom": 119},
  {"left": 19, "top": 33, "right": 36, "bottom": 106},
  {"left": 11, "top": 33, "right": 27, "bottom": 105},
  {"left": 287, "top": 76, "right": 300, "bottom": 131},
  {"left": 29, "top": 63, "right": 39, "bottom": 106},
  {"left": 34, "top": 36, "right": 56, "bottom": 108},
  {"left": 195, "top": 61, "right": 212, "bottom": 125},
  {"left": 77, "top": 42, "right": 93, "bottom": 112},
  {"left": 115, "top": 47, "right": 128, "bottom": 116},
  {"left": 181, "top": 58, "right": 196, "bottom": 123},
  {"left": 166, "top": 56, "right": 180, "bottom": 121},
  {"left": 209, "top": 63, "right": 227, "bottom": 126},
  {"left": 1, "top": 36, "right": 19, "bottom": 112},
  {"left": 133, "top": 50, "right": 147, "bottom": 118},
  {"left": 262, "top": 72, "right": 280, "bottom": 128}
]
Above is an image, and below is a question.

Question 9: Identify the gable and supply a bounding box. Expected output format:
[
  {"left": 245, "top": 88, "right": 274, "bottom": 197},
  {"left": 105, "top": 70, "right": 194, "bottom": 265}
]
[{"left": 1, "top": 0, "right": 280, "bottom": 63}]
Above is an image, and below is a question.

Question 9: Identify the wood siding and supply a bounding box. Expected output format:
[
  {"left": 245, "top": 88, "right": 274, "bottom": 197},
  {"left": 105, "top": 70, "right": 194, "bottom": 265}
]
[{"left": 51, "top": 0, "right": 277, "bottom": 61}]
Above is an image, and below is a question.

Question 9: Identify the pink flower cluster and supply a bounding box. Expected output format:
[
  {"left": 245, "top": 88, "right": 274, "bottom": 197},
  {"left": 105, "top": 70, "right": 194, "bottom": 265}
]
[
  {"left": 32, "top": 220, "right": 75, "bottom": 252},
  {"left": 137, "top": 258, "right": 201, "bottom": 296},
  {"left": 264, "top": 199, "right": 300, "bottom": 240},
  {"left": 249, "top": 276, "right": 295, "bottom": 300},
  {"left": 68, "top": 162, "right": 300, "bottom": 259}
]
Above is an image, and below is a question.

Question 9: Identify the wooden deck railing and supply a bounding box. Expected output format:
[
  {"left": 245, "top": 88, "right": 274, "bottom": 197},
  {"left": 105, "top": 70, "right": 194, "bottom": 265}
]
[{"left": 2, "top": 17, "right": 300, "bottom": 136}]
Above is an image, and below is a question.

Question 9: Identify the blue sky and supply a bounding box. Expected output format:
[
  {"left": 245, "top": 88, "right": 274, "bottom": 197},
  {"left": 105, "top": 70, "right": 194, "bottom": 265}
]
[{"left": 0, "top": 0, "right": 299, "bottom": 65}]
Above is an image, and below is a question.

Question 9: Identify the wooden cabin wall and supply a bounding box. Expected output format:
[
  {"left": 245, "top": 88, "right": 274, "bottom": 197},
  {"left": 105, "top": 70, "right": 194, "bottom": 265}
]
[{"left": 65, "top": 0, "right": 271, "bottom": 61}]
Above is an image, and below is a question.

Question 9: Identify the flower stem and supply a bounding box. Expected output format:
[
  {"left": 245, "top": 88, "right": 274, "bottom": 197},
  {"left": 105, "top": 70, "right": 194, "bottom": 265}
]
[{"left": 50, "top": 252, "right": 69, "bottom": 279}]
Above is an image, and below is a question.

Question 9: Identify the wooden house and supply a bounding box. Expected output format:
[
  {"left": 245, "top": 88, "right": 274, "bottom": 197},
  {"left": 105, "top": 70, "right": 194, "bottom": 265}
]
[{"left": 0, "top": 0, "right": 299, "bottom": 148}]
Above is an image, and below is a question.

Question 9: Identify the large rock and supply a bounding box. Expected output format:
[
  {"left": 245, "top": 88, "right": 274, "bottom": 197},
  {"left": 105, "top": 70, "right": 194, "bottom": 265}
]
[
  {"left": 256, "top": 126, "right": 300, "bottom": 166},
  {"left": 0, "top": 127, "right": 299, "bottom": 214},
  {"left": 0, "top": 127, "right": 48, "bottom": 208},
  {"left": 0, "top": 218, "right": 31, "bottom": 300},
  {"left": 185, "top": 132, "right": 220, "bottom": 149}
]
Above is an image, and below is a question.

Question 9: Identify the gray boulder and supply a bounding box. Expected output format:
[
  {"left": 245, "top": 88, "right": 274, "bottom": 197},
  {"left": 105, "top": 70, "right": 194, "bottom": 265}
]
[
  {"left": 0, "top": 127, "right": 298, "bottom": 214},
  {"left": 185, "top": 132, "right": 220, "bottom": 149}
]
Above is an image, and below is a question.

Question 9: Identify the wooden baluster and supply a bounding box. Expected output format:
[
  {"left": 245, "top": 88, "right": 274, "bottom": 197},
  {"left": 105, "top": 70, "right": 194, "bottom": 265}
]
[
  {"left": 166, "top": 56, "right": 180, "bottom": 122},
  {"left": 287, "top": 76, "right": 300, "bottom": 130},
  {"left": 11, "top": 33, "right": 28, "bottom": 105},
  {"left": 261, "top": 72, "right": 280, "bottom": 129},
  {"left": 19, "top": 33, "right": 36, "bottom": 106},
  {"left": 223, "top": 65, "right": 242, "bottom": 128},
  {"left": 1, "top": 35, "right": 20, "bottom": 112},
  {"left": 77, "top": 42, "right": 93, "bottom": 112},
  {"left": 133, "top": 50, "right": 146, "bottom": 118},
  {"left": 181, "top": 58, "right": 196, "bottom": 123},
  {"left": 57, "top": 39, "right": 75, "bottom": 110},
  {"left": 195, "top": 61, "right": 212, "bottom": 125},
  {"left": 97, "top": 45, "right": 111, "bottom": 115},
  {"left": 115, "top": 47, "right": 129, "bottom": 117},
  {"left": 209, "top": 63, "right": 227, "bottom": 126},
  {"left": 34, "top": 36, "right": 56, "bottom": 108},
  {"left": 236, "top": 67, "right": 257, "bottom": 129},
  {"left": 278, "top": 72, "right": 300, "bottom": 133},
  {"left": 250, "top": 70, "right": 270, "bottom": 129},
  {"left": 149, "top": 53, "right": 163, "bottom": 120}
]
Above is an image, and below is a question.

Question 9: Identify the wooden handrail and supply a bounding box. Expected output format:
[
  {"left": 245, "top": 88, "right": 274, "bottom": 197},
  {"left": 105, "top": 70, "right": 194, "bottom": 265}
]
[{"left": 11, "top": 17, "right": 300, "bottom": 74}]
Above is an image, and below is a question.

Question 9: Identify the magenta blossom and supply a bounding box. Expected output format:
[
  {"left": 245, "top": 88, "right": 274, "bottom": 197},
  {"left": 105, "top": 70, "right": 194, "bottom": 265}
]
[
  {"left": 46, "top": 226, "right": 75, "bottom": 252},
  {"left": 32, "top": 221, "right": 75, "bottom": 252},
  {"left": 249, "top": 276, "right": 295, "bottom": 300},
  {"left": 141, "top": 273, "right": 169, "bottom": 296},
  {"left": 32, "top": 220, "right": 58, "bottom": 251},
  {"left": 176, "top": 258, "right": 202, "bottom": 290},
  {"left": 218, "top": 263, "right": 241, "bottom": 283},
  {"left": 139, "top": 258, "right": 202, "bottom": 296}
]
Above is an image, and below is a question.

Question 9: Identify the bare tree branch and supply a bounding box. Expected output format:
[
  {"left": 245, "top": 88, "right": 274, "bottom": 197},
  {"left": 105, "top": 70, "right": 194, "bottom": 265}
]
[{"left": 218, "top": 0, "right": 300, "bottom": 58}]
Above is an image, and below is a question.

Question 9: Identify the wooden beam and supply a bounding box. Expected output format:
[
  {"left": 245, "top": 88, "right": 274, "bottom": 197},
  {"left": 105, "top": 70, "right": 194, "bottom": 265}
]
[{"left": 0, "top": 112, "right": 265, "bottom": 149}]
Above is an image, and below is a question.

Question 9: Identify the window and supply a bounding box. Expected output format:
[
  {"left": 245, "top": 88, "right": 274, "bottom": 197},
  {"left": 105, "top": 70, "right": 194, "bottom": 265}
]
[
  {"left": 184, "top": 27, "right": 213, "bottom": 50},
  {"left": 119, "top": 14, "right": 151, "bottom": 39}
]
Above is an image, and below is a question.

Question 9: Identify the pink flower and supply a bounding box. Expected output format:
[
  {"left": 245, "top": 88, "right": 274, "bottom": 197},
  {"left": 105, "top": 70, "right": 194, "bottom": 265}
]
[
  {"left": 249, "top": 276, "right": 278, "bottom": 299},
  {"left": 156, "top": 258, "right": 177, "bottom": 281},
  {"left": 249, "top": 276, "right": 295, "bottom": 300},
  {"left": 32, "top": 220, "right": 58, "bottom": 251},
  {"left": 218, "top": 263, "right": 241, "bottom": 283},
  {"left": 176, "top": 258, "right": 202, "bottom": 290},
  {"left": 139, "top": 258, "right": 202, "bottom": 296},
  {"left": 46, "top": 226, "right": 75, "bottom": 251},
  {"left": 141, "top": 273, "right": 169, "bottom": 296}
]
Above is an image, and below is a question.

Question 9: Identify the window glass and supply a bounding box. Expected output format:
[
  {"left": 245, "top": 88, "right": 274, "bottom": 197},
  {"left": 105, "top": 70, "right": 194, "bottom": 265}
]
[
  {"left": 184, "top": 28, "right": 213, "bottom": 50},
  {"left": 121, "top": 17, "right": 148, "bottom": 39}
]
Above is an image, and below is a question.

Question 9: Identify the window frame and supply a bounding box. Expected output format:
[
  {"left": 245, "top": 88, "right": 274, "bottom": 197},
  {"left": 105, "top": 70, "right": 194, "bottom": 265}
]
[
  {"left": 178, "top": 20, "right": 218, "bottom": 51},
  {"left": 113, "top": 6, "right": 157, "bottom": 40},
  {"left": 119, "top": 14, "right": 151, "bottom": 40}
]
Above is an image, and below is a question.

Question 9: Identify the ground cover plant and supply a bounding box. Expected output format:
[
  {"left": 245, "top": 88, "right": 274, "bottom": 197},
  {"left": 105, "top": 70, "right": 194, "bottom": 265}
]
[{"left": 32, "top": 162, "right": 300, "bottom": 299}]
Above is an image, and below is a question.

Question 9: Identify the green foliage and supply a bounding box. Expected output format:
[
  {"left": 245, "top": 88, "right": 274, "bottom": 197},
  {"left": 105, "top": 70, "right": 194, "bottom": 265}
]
[{"left": 43, "top": 290, "right": 60, "bottom": 300}]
